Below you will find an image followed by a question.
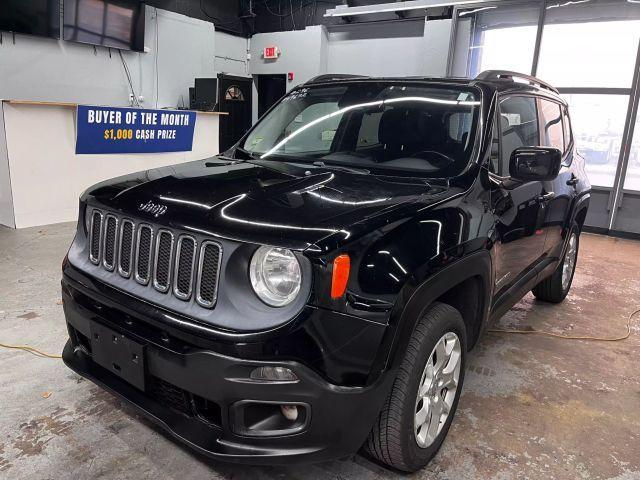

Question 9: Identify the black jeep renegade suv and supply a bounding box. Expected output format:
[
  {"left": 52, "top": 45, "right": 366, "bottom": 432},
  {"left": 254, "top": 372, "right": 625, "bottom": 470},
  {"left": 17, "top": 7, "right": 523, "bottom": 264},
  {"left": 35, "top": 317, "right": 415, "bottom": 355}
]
[{"left": 61, "top": 70, "right": 590, "bottom": 472}]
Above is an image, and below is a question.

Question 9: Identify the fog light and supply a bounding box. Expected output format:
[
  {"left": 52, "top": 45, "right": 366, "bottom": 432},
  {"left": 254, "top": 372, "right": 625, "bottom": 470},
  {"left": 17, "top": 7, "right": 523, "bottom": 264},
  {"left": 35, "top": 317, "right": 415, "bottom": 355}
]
[
  {"left": 250, "top": 366, "right": 298, "bottom": 383},
  {"left": 280, "top": 405, "right": 298, "bottom": 421},
  {"left": 230, "top": 400, "right": 310, "bottom": 436}
]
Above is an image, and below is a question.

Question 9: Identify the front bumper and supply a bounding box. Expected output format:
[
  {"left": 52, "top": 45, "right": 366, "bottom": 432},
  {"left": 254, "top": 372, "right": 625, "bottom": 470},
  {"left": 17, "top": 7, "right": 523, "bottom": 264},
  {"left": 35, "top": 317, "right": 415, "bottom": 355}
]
[{"left": 61, "top": 275, "right": 393, "bottom": 464}]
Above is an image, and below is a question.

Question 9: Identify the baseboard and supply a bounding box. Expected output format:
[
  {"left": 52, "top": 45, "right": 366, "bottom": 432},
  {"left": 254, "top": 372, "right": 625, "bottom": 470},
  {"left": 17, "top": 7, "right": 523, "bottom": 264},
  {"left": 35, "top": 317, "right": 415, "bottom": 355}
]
[{"left": 583, "top": 225, "right": 640, "bottom": 241}]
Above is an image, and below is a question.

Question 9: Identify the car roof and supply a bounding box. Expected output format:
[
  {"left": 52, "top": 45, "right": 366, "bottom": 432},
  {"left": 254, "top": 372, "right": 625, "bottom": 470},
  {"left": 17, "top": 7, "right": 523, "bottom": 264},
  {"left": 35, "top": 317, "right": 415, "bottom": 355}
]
[{"left": 303, "top": 70, "right": 566, "bottom": 104}]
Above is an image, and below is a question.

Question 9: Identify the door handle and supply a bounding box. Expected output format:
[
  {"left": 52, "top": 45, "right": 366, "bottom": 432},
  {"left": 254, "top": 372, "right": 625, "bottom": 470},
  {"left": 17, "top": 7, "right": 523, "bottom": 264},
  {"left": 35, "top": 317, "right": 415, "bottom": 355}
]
[
  {"left": 566, "top": 175, "right": 579, "bottom": 187},
  {"left": 537, "top": 192, "right": 555, "bottom": 202}
]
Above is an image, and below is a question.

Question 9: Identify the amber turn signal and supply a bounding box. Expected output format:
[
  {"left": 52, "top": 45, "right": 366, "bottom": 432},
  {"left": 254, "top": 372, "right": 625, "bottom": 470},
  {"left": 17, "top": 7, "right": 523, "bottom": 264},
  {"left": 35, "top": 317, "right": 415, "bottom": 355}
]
[{"left": 331, "top": 254, "right": 350, "bottom": 299}]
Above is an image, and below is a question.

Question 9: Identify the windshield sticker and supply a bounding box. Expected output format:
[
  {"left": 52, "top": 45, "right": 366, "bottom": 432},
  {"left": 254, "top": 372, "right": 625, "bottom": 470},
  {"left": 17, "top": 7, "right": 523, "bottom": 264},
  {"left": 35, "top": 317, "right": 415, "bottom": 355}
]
[
  {"left": 248, "top": 136, "right": 264, "bottom": 148},
  {"left": 283, "top": 89, "right": 309, "bottom": 102},
  {"left": 321, "top": 130, "right": 336, "bottom": 142}
]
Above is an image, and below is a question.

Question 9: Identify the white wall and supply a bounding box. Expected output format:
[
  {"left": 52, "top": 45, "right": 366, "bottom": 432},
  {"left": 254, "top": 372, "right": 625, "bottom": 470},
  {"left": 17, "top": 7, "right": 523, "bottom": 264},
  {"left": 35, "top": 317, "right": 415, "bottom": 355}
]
[
  {"left": 0, "top": 6, "right": 217, "bottom": 109},
  {"left": 327, "top": 20, "right": 428, "bottom": 77},
  {"left": 249, "top": 18, "right": 453, "bottom": 86},
  {"left": 0, "top": 29, "right": 146, "bottom": 107},
  {"left": 423, "top": 18, "right": 453, "bottom": 77},
  {"left": 150, "top": 9, "right": 216, "bottom": 108},
  {"left": 214, "top": 31, "right": 249, "bottom": 77}
]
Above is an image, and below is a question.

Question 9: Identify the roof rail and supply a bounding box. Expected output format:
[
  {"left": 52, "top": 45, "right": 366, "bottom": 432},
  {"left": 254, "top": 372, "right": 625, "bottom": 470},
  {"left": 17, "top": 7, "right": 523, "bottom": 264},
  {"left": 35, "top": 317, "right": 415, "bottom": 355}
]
[
  {"left": 305, "top": 74, "right": 369, "bottom": 84},
  {"left": 475, "top": 70, "right": 559, "bottom": 94}
]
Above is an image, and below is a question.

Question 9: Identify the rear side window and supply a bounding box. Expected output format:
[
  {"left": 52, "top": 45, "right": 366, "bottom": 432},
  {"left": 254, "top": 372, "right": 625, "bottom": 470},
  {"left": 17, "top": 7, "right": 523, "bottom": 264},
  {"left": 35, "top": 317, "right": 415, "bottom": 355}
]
[
  {"left": 539, "top": 99, "right": 565, "bottom": 152},
  {"left": 499, "top": 96, "right": 540, "bottom": 174}
]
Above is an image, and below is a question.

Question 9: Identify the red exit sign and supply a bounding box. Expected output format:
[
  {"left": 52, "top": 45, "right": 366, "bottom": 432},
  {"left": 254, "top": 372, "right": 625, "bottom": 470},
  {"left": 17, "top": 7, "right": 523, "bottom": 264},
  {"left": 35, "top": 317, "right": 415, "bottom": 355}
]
[{"left": 263, "top": 46, "right": 279, "bottom": 59}]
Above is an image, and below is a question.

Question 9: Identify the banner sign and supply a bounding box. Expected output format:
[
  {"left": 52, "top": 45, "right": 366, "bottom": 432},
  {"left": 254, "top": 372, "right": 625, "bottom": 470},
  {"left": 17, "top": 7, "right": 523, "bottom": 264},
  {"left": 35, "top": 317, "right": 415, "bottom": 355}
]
[{"left": 75, "top": 105, "right": 197, "bottom": 154}]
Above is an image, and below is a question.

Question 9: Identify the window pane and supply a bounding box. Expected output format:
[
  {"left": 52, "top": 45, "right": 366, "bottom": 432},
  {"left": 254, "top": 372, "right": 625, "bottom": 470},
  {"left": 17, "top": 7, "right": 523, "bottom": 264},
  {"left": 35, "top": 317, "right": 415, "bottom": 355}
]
[
  {"left": 500, "top": 96, "right": 540, "bottom": 174},
  {"left": 562, "top": 94, "right": 629, "bottom": 188},
  {"left": 539, "top": 100, "right": 564, "bottom": 151},
  {"left": 623, "top": 115, "right": 640, "bottom": 192},
  {"left": 283, "top": 103, "right": 341, "bottom": 153},
  {"left": 538, "top": 0, "right": 640, "bottom": 88},
  {"left": 451, "top": 4, "right": 540, "bottom": 78}
]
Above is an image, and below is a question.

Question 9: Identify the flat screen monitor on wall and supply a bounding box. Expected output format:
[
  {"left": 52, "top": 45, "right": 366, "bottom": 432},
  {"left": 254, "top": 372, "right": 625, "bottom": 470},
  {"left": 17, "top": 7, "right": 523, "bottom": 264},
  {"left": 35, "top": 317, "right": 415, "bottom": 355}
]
[
  {"left": 63, "top": 0, "right": 145, "bottom": 51},
  {"left": 0, "top": 0, "right": 61, "bottom": 39}
]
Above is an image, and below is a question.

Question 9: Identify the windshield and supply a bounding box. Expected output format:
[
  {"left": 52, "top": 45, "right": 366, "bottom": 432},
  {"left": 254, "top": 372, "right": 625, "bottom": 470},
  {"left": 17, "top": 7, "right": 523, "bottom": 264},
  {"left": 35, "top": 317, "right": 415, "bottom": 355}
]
[{"left": 242, "top": 82, "right": 481, "bottom": 175}]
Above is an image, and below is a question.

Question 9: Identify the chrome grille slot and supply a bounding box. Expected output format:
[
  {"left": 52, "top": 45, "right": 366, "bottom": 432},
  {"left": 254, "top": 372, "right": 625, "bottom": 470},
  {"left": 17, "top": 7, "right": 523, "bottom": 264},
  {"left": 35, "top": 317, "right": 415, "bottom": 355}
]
[
  {"left": 89, "top": 210, "right": 103, "bottom": 264},
  {"left": 118, "top": 220, "right": 135, "bottom": 278},
  {"left": 153, "top": 230, "right": 174, "bottom": 293},
  {"left": 85, "top": 208, "right": 222, "bottom": 311},
  {"left": 102, "top": 215, "right": 118, "bottom": 271},
  {"left": 174, "top": 236, "right": 196, "bottom": 300},
  {"left": 196, "top": 241, "right": 222, "bottom": 308},
  {"left": 135, "top": 225, "right": 154, "bottom": 285}
]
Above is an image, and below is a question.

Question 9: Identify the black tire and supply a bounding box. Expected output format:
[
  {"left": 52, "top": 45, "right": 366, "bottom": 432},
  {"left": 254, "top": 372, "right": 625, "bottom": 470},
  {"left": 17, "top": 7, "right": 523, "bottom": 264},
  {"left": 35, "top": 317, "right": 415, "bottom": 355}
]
[
  {"left": 364, "top": 302, "right": 467, "bottom": 472},
  {"left": 532, "top": 226, "right": 580, "bottom": 303}
]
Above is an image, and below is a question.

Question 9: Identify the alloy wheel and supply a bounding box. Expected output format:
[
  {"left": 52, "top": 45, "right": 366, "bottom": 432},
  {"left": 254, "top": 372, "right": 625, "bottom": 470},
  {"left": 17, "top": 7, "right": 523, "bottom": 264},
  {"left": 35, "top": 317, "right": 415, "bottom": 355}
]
[
  {"left": 562, "top": 233, "right": 578, "bottom": 291},
  {"left": 414, "top": 332, "right": 462, "bottom": 449}
]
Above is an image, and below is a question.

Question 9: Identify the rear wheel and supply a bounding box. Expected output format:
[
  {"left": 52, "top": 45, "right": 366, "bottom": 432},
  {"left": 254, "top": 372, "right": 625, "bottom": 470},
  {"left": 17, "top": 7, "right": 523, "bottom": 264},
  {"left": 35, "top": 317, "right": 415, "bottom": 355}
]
[
  {"left": 532, "top": 227, "right": 579, "bottom": 303},
  {"left": 364, "top": 302, "right": 467, "bottom": 472}
]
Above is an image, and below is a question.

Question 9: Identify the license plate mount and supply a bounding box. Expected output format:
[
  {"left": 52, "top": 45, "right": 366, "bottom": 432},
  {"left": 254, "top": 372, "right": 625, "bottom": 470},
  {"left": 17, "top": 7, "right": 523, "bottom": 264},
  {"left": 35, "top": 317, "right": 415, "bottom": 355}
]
[{"left": 89, "top": 321, "right": 146, "bottom": 391}]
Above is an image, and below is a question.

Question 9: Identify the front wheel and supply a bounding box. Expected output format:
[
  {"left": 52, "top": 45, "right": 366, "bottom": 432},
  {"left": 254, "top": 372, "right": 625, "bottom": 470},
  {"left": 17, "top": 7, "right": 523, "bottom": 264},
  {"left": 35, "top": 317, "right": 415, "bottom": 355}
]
[
  {"left": 532, "top": 227, "right": 579, "bottom": 303},
  {"left": 364, "top": 302, "right": 467, "bottom": 472}
]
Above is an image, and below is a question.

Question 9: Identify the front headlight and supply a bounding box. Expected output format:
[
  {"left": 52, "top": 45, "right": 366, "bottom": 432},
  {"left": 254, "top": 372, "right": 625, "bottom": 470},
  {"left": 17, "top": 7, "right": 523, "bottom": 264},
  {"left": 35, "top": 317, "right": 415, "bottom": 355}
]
[{"left": 249, "top": 246, "right": 302, "bottom": 307}]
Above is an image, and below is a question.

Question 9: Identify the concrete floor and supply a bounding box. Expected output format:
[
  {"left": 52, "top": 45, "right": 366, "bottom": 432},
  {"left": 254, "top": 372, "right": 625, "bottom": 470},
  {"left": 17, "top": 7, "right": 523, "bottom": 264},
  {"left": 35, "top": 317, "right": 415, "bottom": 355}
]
[{"left": 1, "top": 223, "right": 639, "bottom": 480}]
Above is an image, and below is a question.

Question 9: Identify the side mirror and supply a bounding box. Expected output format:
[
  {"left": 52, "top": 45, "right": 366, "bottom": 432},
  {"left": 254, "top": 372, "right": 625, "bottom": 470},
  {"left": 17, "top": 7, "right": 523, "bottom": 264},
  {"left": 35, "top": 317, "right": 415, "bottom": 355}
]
[{"left": 509, "top": 147, "right": 562, "bottom": 182}]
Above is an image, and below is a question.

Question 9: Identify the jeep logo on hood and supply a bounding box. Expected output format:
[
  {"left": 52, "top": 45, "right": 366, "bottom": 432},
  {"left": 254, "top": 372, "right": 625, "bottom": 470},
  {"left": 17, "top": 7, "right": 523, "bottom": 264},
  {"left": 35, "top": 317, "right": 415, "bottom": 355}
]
[{"left": 138, "top": 200, "right": 168, "bottom": 217}]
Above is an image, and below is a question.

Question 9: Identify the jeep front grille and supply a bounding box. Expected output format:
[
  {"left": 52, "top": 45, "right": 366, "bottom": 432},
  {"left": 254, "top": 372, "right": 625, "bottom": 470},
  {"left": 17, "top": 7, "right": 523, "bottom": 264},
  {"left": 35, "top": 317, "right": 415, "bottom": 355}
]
[
  {"left": 135, "top": 225, "right": 153, "bottom": 285},
  {"left": 174, "top": 236, "right": 196, "bottom": 300},
  {"left": 118, "top": 220, "right": 135, "bottom": 278},
  {"left": 153, "top": 230, "right": 174, "bottom": 293},
  {"left": 102, "top": 215, "right": 118, "bottom": 271},
  {"left": 196, "top": 241, "right": 222, "bottom": 308},
  {"left": 86, "top": 209, "right": 222, "bottom": 309},
  {"left": 89, "top": 211, "right": 103, "bottom": 264}
]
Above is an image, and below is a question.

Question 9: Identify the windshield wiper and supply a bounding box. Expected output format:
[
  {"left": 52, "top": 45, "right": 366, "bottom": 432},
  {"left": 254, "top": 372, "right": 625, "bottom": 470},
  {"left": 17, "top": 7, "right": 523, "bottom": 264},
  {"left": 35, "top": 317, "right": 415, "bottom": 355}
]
[
  {"left": 312, "top": 161, "right": 370, "bottom": 175},
  {"left": 206, "top": 147, "right": 257, "bottom": 167},
  {"left": 204, "top": 154, "right": 246, "bottom": 168},
  {"left": 234, "top": 146, "right": 260, "bottom": 160}
]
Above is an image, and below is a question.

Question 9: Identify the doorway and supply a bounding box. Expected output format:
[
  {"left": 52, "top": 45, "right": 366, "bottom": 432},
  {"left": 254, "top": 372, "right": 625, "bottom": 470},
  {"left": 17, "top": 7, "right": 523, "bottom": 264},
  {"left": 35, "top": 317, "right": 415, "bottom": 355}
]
[
  {"left": 257, "top": 74, "right": 287, "bottom": 118},
  {"left": 217, "top": 74, "right": 253, "bottom": 152}
]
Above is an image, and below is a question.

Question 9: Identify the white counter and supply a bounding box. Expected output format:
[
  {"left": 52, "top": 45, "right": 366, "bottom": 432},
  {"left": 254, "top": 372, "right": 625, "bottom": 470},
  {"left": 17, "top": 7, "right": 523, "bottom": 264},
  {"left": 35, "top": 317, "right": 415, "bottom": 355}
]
[{"left": 0, "top": 101, "right": 225, "bottom": 228}]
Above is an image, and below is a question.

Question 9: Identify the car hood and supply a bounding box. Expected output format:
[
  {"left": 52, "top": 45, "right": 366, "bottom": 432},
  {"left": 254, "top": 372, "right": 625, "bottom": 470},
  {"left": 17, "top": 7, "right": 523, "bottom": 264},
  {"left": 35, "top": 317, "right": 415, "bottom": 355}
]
[{"left": 85, "top": 158, "right": 451, "bottom": 250}]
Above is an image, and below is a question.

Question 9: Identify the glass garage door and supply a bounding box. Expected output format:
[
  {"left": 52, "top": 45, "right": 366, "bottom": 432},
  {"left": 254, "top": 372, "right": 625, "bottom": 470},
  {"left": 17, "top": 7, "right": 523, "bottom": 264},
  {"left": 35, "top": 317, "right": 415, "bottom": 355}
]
[
  {"left": 450, "top": 0, "right": 640, "bottom": 237},
  {"left": 537, "top": 0, "right": 640, "bottom": 234},
  {"left": 449, "top": 3, "right": 540, "bottom": 79}
]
